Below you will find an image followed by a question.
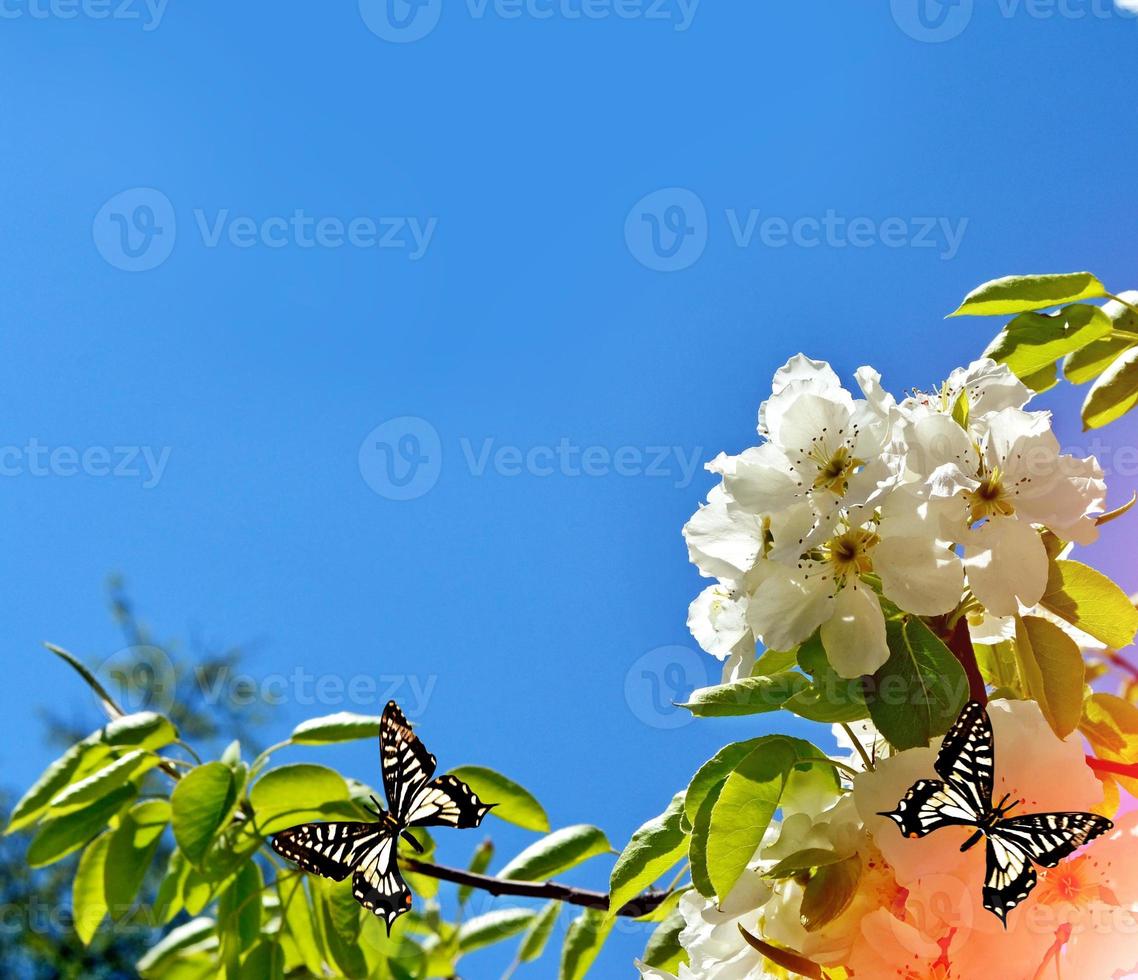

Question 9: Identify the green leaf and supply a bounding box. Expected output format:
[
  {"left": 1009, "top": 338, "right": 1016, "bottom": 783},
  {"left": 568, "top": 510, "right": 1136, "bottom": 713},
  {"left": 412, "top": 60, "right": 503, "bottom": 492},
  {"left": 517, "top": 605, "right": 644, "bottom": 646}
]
[
  {"left": 73, "top": 833, "right": 113, "bottom": 945},
  {"left": 278, "top": 877, "right": 326, "bottom": 975},
  {"left": 704, "top": 739, "right": 799, "bottom": 902},
  {"left": 559, "top": 908, "right": 612, "bottom": 980},
  {"left": 784, "top": 634, "right": 869, "bottom": 724},
  {"left": 322, "top": 876, "right": 362, "bottom": 945},
  {"left": 800, "top": 854, "right": 861, "bottom": 931},
  {"left": 752, "top": 648, "right": 800, "bottom": 675},
  {"left": 1083, "top": 346, "right": 1138, "bottom": 429},
  {"left": 154, "top": 848, "right": 191, "bottom": 925},
  {"left": 951, "top": 388, "right": 970, "bottom": 429},
  {"left": 499, "top": 825, "right": 612, "bottom": 882},
  {"left": 99, "top": 711, "right": 178, "bottom": 747},
  {"left": 865, "top": 611, "right": 968, "bottom": 750},
  {"left": 684, "top": 738, "right": 771, "bottom": 828},
  {"left": 458, "top": 838, "right": 494, "bottom": 906},
  {"left": 608, "top": 792, "right": 687, "bottom": 919},
  {"left": 1039, "top": 559, "right": 1138, "bottom": 650},
  {"left": 974, "top": 641, "right": 1022, "bottom": 695},
  {"left": 6, "top": 742, "right": 91, "bottom": 834},
  {"left": 983, "top": 304, "right": 1112, "bottom": 381},
  {"left": 448, "top": 765, "right": 549, "bottom": 832},
  {"left": 949, "top": 272, "right": 1107, "bottom": 317},
  {"left": 316, "top": 878, "right": 368, "bottom": 978},
  {"left": 457, "top": 908, "right": 535, "bottom": 955},
  {"left": 641, "top": 907, "right": 687, "bottom": 973},
  {"left": 1020, "top": 361, "right": 1059, "bottom": 394},
  {"left": 765, "top": 848, "right": 845, "bottom": 880},
  {"left": 6, "top": 712, "right": 176, "bottom": 834},
  {"left": 27, "top": 782, "right": 138, "bottom": 868},
  {"left": 248, "top": 763, "right": 354, "bottom": 835},
  {"left": 137, "top": 918, "right": 217, "bottom": 978},
  {"left": 290, "top": 712, "right": 382, "bottom": 745},
  {"left": 218, "top": 859, "right": 263, "bottom": 954},
  {"left": 1014, "top": 616, "right": 1086, "bottom": 738},
  {"left": 518, "top": 901, "right": 560, "bottom": 963},
  {"left": 45, "top": 642, "right": 124, "bottom": 717},
  {"left": 181, "top": 864, "right": 217, "bottom": 915},
  {"left": 49, "top": 750, "right": 159, "bottom": 812},
  {"left": 171, "top": 762, "right": 238, "bottom": 865},
  {"left": 106, "top": 799, "right": 170, "bottom": 917},
  {"left": 679, "top": 672, "right": 809, "bottom": 717},
  {"left": 1066, "top": 336, "right": 1135, "bottom": 385},
  {"left": 1065, "top": 291, "right": 1138, "bottom": 385},
  {"left": 687, "top": 776, "right": 724, "bottom": 898},
  {"left": 240, "top": 939, "right": 284, "bottom": 980}
]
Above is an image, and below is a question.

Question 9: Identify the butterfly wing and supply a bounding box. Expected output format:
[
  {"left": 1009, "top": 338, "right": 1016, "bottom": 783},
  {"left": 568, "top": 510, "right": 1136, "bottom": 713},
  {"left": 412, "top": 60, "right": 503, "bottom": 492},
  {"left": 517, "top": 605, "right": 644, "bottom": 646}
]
[
  {"left": 380, "top": 700, "right": 437, "bottom": 822},
  {"left": 271, "top": 822, "right": 386, "bottom": 881},
  {"left": 879, "top": 778, "right": 984, "bottom": 838},
  {"left": 403, "top": 773, "right": 494, "bottom": 829},
  {"left": 934, "top": 700, "right": 995, "bottom": 819},
  {"left": 983, "top": 831, "right": 1037, "bottom": 926},
  {"left": 995, "top": 812, "right": 1114, "bottom": 868},
  {"left": 982, "top": 813, "right": 1112, "bottom": 925},
  {"left": 351, "top": 834, "right": 413, "bottom": 934}
]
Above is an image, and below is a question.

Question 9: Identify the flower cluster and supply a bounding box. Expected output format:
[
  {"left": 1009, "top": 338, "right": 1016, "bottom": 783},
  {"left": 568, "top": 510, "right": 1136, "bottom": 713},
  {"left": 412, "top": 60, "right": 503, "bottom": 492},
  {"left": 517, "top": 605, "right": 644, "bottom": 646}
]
[
  {"left": 684, "top": 356, "right": 1106, "bottom": 680},
  {"left": 640, "top": 704, "right": 1138, "bottom": 980}
]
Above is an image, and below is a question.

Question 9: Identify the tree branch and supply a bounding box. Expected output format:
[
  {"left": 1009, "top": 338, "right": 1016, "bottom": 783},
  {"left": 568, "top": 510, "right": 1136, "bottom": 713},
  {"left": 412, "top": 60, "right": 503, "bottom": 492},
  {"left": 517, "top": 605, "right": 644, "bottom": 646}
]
[
  {"left": 1086, "top": 755, "right": 1138, "bottom": 780},
  {"left": 400, "top": 857, "right": 671, "bottom": 919},
  {"left": 940, "top": 616, "right": 987, "bottom": 704},
  {"left": 1103, "top": 649, "right": 1138, "bottom": 683}
]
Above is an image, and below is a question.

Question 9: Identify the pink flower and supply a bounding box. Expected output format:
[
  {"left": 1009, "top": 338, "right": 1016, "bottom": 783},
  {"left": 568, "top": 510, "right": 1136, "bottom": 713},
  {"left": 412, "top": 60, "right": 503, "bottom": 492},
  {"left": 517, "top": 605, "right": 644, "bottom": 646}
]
[{"left": 849, "top": 700, "right": 1110, "bottom": 979}]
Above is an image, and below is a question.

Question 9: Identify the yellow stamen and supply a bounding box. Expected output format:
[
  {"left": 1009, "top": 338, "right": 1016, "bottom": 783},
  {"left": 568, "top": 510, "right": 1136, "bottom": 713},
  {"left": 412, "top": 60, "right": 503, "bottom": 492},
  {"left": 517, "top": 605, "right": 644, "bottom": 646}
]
[
  {"left": 967, "top": 468, "right": 1016, "bottom": 522},
  {"left": 825, "top": 528, "right": 880, "bottom": 578},
  {"left": 811, "top": 445, "right": 865, "bottom": 496}
]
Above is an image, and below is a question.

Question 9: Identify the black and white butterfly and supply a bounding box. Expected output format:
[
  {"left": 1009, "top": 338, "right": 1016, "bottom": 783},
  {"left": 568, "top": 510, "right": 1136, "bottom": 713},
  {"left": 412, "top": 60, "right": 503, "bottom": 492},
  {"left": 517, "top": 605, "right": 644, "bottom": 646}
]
[
  {"left": 271, "top": 700, "right": 493, "bottom": 932},
  {"left": 879, "top": 700, "right": 1113, "bottom": 926}
]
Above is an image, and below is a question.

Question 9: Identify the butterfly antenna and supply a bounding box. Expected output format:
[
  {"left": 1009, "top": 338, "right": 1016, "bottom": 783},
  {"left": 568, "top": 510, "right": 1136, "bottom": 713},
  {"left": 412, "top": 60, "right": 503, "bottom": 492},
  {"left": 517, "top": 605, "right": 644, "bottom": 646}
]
[{"left": 369, "top": 795, "right": 385, "bottom": 817}]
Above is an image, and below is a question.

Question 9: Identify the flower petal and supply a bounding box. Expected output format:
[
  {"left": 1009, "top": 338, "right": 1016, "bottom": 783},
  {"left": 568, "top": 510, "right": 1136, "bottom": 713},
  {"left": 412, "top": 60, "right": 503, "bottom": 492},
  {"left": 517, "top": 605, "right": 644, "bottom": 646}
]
[
  {"left": 688, "top": 585, "right": 751, "bottom": 661},
  {"left": 963, "top": 517, "right": 1048, "bottom": 618},
  {"left": 683, "top": 485, "right": 764, "bottom": 581},
  {"left": 821, "top": 582, "right": 889, "bottom": 679},
  {"left": 875, "top": 535, "right": 964, "bottom": 616},
  {"left": 746, "top": 561, "right": 836, "bottom": 653}
]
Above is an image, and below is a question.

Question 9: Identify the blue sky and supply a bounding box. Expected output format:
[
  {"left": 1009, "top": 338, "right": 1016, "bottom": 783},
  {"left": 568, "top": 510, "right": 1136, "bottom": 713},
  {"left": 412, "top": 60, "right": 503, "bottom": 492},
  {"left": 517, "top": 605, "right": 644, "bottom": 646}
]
[{"left": 2, "top": 1, "right": 1138, "bottom": 974}]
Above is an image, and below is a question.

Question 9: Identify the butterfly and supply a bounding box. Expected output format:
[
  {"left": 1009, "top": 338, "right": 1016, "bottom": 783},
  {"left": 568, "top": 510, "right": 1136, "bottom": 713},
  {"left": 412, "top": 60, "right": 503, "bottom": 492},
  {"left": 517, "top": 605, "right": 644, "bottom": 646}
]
[
  {"left": 878, "top": 700, "right": 1113, "bottom": 926},
  {"left": 271, "top": 700, "right": 494, "bottom": 932}
]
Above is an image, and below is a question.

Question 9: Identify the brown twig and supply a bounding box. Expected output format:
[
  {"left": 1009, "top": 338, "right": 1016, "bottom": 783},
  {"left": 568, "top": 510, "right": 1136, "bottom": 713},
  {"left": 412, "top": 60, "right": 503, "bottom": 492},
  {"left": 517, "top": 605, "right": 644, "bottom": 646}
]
[
  {"left": 1086, "top": 755, "right": 1138, "bottom": 780},
  {"left": 1102, "top": 650, "right": 1138, "bottom": 683},
  {"left": 47, "top": 642, "right": 674, "bottom": 921},
  {"left": 939, "top": 616, "right": 987, "bottom": 704},
  {"left": 400, "top": 857, "right": 670, "bottom": 919}
]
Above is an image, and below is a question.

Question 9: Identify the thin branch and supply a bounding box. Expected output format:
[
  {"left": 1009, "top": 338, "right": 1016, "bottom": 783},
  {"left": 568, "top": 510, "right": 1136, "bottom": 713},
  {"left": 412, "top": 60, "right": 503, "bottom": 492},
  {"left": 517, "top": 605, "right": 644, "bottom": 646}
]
[
  {"left": 47, "top": 643, "right": 186, "bottom": 784},
  {"left": 1101, "top": 649, "right": 1138, "bottom": 683},
  {"left": 399, "top": 857, "right": 670, "bottom": 919},
  {"left": 939, "top": 616, "right": 987, "bottom": 704},
  {"left": 839, "top": 724, "right": 875, "bottom": 773},
  {"left": 1086, "top": 755, "right": 1138, "bottom": 780}
]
